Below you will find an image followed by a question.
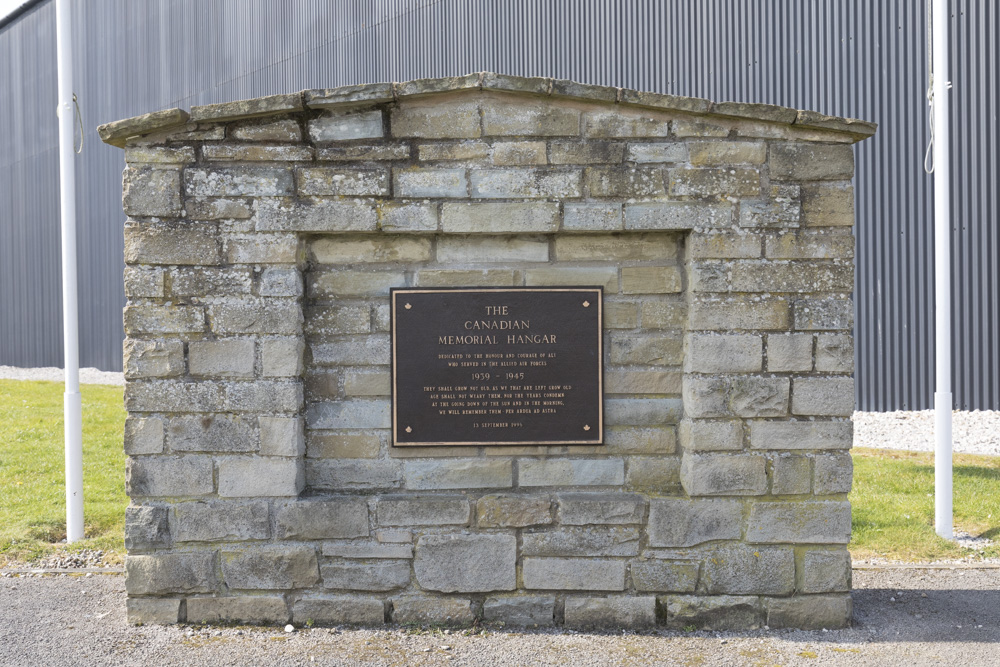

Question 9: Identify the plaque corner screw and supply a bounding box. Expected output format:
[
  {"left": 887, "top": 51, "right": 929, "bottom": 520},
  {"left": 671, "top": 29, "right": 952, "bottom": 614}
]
[
  {"left": 404, "top": 303, "right": 412, "bottom": 310},
  {"left": 582, "top": 300, "right": 590, "bottom": 308},
  {"left": 583, "top": 424, "right": 591, "bottom": 431},
  {"left": 405, "top": 426, "right": 412, "bottom": 433}
]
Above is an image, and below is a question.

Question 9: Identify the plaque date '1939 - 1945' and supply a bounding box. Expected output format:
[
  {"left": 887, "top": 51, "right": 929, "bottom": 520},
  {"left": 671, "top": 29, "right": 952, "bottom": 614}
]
[{"left": 390, "top": 287, "right": 603, "bottom": 446}]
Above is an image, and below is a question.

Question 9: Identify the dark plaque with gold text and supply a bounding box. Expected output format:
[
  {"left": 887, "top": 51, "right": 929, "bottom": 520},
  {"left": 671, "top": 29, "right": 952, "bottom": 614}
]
[{"left": 391, "top": 287, "right": 603, "bottom": 446}]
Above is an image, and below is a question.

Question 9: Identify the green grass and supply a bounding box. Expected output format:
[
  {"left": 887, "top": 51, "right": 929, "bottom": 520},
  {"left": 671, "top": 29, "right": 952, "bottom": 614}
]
[
  {"left": 851, "top": 447, "right": 1000, "bottom": 560},
  {"left": 2, "top": 378, "right": 999, "bottom": 565},
  {"left": 0, "top": 379, "right": 126, "bottom": 566}
]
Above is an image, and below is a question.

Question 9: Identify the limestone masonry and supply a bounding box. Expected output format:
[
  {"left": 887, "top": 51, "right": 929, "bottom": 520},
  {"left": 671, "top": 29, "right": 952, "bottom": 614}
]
[{"left": 100, "top": 72, "right": 874, "bottom": 630}]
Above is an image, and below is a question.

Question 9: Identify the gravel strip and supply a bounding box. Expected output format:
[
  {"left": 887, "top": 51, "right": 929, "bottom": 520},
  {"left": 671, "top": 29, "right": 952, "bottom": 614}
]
[
  {"left": 854, "top": 409, "right": 1000, "bottom": 456},
  {"left": 2, "top": 570, "right": 999, "bottom": 666},
  {"left": 0, "top": 365, "right": 124, "bottom": 386}
]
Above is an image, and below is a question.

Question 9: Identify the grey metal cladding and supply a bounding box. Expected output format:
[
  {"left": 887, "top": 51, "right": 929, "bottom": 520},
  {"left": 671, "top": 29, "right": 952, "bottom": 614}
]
[{"left": 0, "top": 0, "right": 996, "bottom": 410}]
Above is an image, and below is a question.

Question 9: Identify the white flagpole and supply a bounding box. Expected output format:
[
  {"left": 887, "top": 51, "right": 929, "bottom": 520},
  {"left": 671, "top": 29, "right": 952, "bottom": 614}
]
[
  {"left": 932, "top": 0, "right": 953, "bottom": 539},
  {"left": 56, "top": 0, "right": 84, "bottom": 543}
]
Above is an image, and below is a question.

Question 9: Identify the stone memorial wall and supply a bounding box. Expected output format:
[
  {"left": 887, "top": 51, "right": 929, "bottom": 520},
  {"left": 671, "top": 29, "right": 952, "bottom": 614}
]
[{"left": 99, "top": 73, "right": 875, "bottom": 629}]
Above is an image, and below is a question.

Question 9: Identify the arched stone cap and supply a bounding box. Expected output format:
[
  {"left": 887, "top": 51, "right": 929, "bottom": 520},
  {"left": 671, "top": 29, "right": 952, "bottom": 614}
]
[{"left": 98, "top": 72, "right": 876, "bottom": 148}]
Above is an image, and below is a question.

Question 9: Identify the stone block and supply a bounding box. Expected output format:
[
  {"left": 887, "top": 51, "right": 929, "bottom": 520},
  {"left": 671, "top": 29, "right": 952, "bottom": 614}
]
[
  {"left": 392, "top": 597, "right": 475, "bottom": 626},
  {"left": 394, "top": 167, "right": 467, "bottom": 197},
  {"left": 376, "top": 495, "right": 470, "bottom": 526},
  {"left": 678, "top": 420, "right": 743, "bottom": 452},
  {"left": 492, "top": 141, "right": 547, "bottom": 165},
  {"left": 259, "top": 267, "right": 303, "bottom": 297},
  {"left": 184, "top": 166, "right": 293, "bottom": 197},
  {"left": 414, "top": 533, "right": 517, "bottom": 592},
  {"left": 647, "top": 498, "right": 743, "bottom": 547},
  {"left": 605, "top": 398, "right": 683, "bottom": 426},
  {"left": 621, "top": 266, "right": 682, "bottom": 294},
  {"left": 173, "top": 500, "right": 270, "bottom": 542},
  {"left": 437, "top": 236, "right": 549, "bottom": 263},
  {"left": 688, "top": 261, "right": 730, "bottom": 292},
  {"left": 403, "top": 459, "right": 513, "bottom": 490},
  {"left": 557, "top": 493, "right": 645, "bottom": 525},
  {"left": 519, "top": 459, "right": 625, "bottom": 487},
  {"left": 483, "top": 596, "right": 555, "bottom": 626},
  {"left": 168, "top": 267, "right": 253, "bottom": 297},
  {"left": 253, "top": 197, "right": 377, "bottom": 233},
  {"left": 680, "top": 453, "right": 768, "bottom": 496},
  {"left": 683, "top": 376, "right": 789, "bottom": 418},
  {"left": 209, "top": 300, "right": 301, "bottom": 335},
  {"left": 125, "top": 222, "right": 219, "bottom": 265},
  {"left": 123, "top": 167, "right": 182, "bottom": 217},
  {"left": 749, "top": 420, "right": 853, "bottom": 450},
  {"left": 297, "top": 167, "right": 388, "bottom": 196},
  {"left": 312, "top": 236, "right": 433, "bottom": 264},
  {"left": 123, "top": 340, "right": 184, "bottom": 379},
  {"left": 792, "top": 377, "right": 854, "bottom": 416},
  {"left": 275, "top": 498, "right": 369, "bottom": 539},
  {"left": 688, "top": 140, "right": 766, "bottom": 165},
  {"left": 665, "top": 595, "right": 763, "bottom": 630},
  {"left": 306, "top": 432, "right": 381, "bottom": 459},
  {"left": 604, "top": 301, "right": 640, "bottom": 329},
  {"left": 318, "top": 143, "right": 410, "bottom": 161},
  {"left": 257, "top": 416, "right": 303, "bottom": 456},
  {"left": 766, "top": 231, "right": 854, "bottom": 259},
  {"left": 306, "top": 400, "right": 391, "bottom": 429},
  {"left": 746, "top": 501, "right": 851, "bottom": 543},
  {"left": 729, "top": 260, "right": 853, "bottom": 293},
  {"left": 344, "top": 370, "right": 391, "bottom": 397},
  {"left": 562, "top": 202, "right": 623, "bottom": 231},
  {"left": 231, "top": 119, "right": 302, "bottom": 141},
  {"left": 640, "top": 301, "right": 687, "bottom": 329},
  {"left": 771, "top": 454, "right": 812, "bottom": 495},
  {"left": 802, "top": 182, "right": 854, "bottom": 227},
  {"left": 605, "top": 370, "right": 682, "bottom": 395},
  {"left": 392, "top": 101, "right": 481, "bottom": 139},
  {"left": 225, "top": 233, "right": 300, "bottom": 264},
  {"left": 309, "top": 337, "right": 390, "bottom": 366},
  {"left": 321, "top": 561, "right": 410, "bottom": 591},
  {"left": 672, "top": 118, "right": 731, "bottom": 137},
  {"left": 187, "top": 597, "right": 289, "bottom": 625},
  {"left": 477, "top": 494, "right": 553, "bottom": 528},
  {"left": 800, "top": 549, "right": 851, "bottom": 593},
  {"left": 701, "top": 544, "right": 795, "bottom": 595},
  {"left": 223, "top": 545, "right": 319, "bottom": 590},
  {"left": 308, "top": 109, "right": 383, "bottom": 141},
  {"left": 441, "top": 202, "right": 560, "bottom": 233},
  {"left": 608, "top": 335, "right": 683, "bottom": 366},
  {"left": 768, "top": 334, "right": 814, "bottom": 372},
  {"left": 688, "top": 295, "right": 789, "bottom": 330},
  {"left": 260, "top": 338, "right": 304, "bottom": 377},
  {"left": 564, "top": 597, "right": 657, "bottom": 628},
  {"left": 292, "top": 597, "right": 385, "bottom": 626},
  {"left": 203, "top": 145, "right": 312, "bottom": 161},
  {"left": 766, "top": 594, "right": 852, "bottom": 629},
  {"left": 522, "top": 558, "right": 625, "bottom": 591},
  {"left": 306, "top": 459, "right": 403, "bottom": 491},
  {"left": 125, "top": 146, "right": 195, "bottom": 164},
  {"left": 482, "top": 99, "right": 580, "bottom": 136},
  {"left": 550, "top": 140, "right": 624, "bottom": 164},
  {"left": 626, "top": 142, "right": 688, "bottom": 163},
  {"left": 185, "top": 197, "right": 254, "bottom": 220},
  {"left": 521, "top": 526, "right": 640, "bottom": 557},
  {"left": 167, "top": 414, "right": 256, "bottom": 453},
  {"left": 624, "top": 202, "right": 733, "bottom": 230},
  {"left": 322, "top": 542, "right": 413, "bottom": 559},
  {"left": 125, "top": 553, "right": 216, "bottom": 595},
  {"left": 685, "top": 334, "right": 763, "bottom": 373},
  {"left": 418, "top": 141, "right": 490, "bottom": 161},
  {"left": 585, "top": 166, "right": 665, "bottom": 197},
  {"left": 470, "top": 168, "right": 582, "bottom": 198},
  {"left": 739, "top": 186, "right": 802, "bottom": 229},
  {"left": 126, "top": 598, "right": 181, "bottom": 625},
  {"left": 525, "top": 266, "right": 618, "bottom": 291},
  {"left": 770, "top": 144, "right": 854, "bottom": 181},
  {"left": 126, "top": 456, "right": 214, "bottom": 497},
  {"left": 793, "top": 297, "right": 854, "bottom": 331},
  {"left": 124, "top": 505, "right": 170, "bottom": 550},
  {"left": 123, "top": 267, "right": 164, "bottom": 298},
  {"left": 414, "top": 269, "right": 517, "bottom": 286},
  {"left": 669, "top": 167, "right": 760, "bottom": 198},
  {"left": 188, "top": 339, "right": 255, "bottom": 378},
  {"left": 218, "top": 458, "right": 302, "bottom": 497},
  {"left": 630, "top": 560, "right": 699, "bottom": 593},
  {"left": 688, "top": 232, "right": 762, "bottom": 259},
  {"left": 813, "top": 452, "right": 854, "bottom": 494},
  {"left": 583, "top": 109, "right": 670, "bottom": 138},
  {"left": 816, "top": 334, "right": 853, "bottom": 372},
  {"left": 625, "top": 457, "right": 681, "bottom": 492},
  {"left": 377, "top": 202, "right": 439, "bottom": 233}
]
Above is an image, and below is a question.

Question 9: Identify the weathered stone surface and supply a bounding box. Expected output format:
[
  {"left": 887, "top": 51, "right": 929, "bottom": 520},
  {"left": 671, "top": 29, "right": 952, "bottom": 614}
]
[
  {"left": 624, "top": 201, "right": 732, "bottom": 230},
  {"left": 688, "top": 141, "right": 766, "bottom": 166},
  {"left": 123, "top": 167, "right": 182, "bottom": 217},
  {"left": 418, "top": 141, "right": 490, "bottom": 161},
  {"left": 608, "top": 335, "right": 683, "bottom": 366},
  {"left": 689, "top": 295, "right": 789, "bottom": 330},
  {"left": 100, "top": 108, "right": 190, "bottom": 146},
  {"left": 562, "top": 202, "right": 623, "bottom": 231},
  {"left": 492, "top": 140, "right": 547, "bottom": 165},
  {"left": 126, "top": 598, "right": 181, "bottom": 625},
  {"left": 678, "top": 420, "right": 743, "bottom": 452},
  {"left": 321, "top": 561, "right": 410, "bottom": 591},
  {"left": 605, "top": 370, "right": 682, "bottom": 396},
  {"left": 621, "top": 266, "right": 682, "bottom": 294},
  {"left": 124, "top": 417, "right": 164, "bottom": 455},
  {"left": 392, "top": 101, "right": 481, "bottom": 139},
  {"left": 523, "top": 558, "right": 626, "bottom": 591},
  {"left": 746, "top": 501, "right": 852, "bottom": 544},
  {"left": 187, "top": 340, "right": 255, "bottom": 378},
  {"left": 801, "top": 182, "right": 854, "bottom": 227},
  {"left": 123, "top": 267, "right": 165, "bottom": 297},
  {"left": 126, "top": 456, "right": 214, "bottom": 497},
  {"left": 766, "top": 230, "right": 854, "bottom": 259},
  {"left": 441, "top": 202, "right": 560, "bottom": 233},
  {"left": 625, "top": 457, "right": 682, "bottom": 492},
  {"left": 403, "top": 459, "right": 513, "bottom": 490},
  {"left": 800, "top": 549, "right": 851, "bottom": 593},
  {"left": 306, "top": 400, "right": 391, "bottom": 430},
  {"left": 688, "top": 232, "right": 762, "bottom": 259},
  {"left": 685, "top": 334, "right": 763, "bottom": 373},
  {"left": 124, "top": 505, "right": 170, "bottom": 550},
  {"left": 521, "top": 526, "right": 640, "bottom": 557},
  {"left": 312, "top": 236, "right": 432, "bottom": 264},
  {"left": 306, "top": 459, "right": 403, "bottom": 491},
  {"left": 209, "top": 300, "right": 301, "bottom": 335},
  {"left": 394, "top": 167, "right": 467, "bottom": 198},
  {"left": 683, "top": 376, "right": 790, "bottom": 419},
  {"left": 470, "top": 168, "right": 581, "bottom": 198},
  {"left": 669, "top": 167, "right": 760, "bottom": 199},
  {"left": 815, "top": 334, "right": 853, "bottom": 372},
  {"left": 647, "top": 498, "right": 743, "bottom": 547},
  {"left": 297, "top": 168, "right": 389, "bottom": 196},
  {"left": 231, "top": 119, "right": 302, "bottom": 142},
  {"left": 793, "top": 297, "right": 854, "bottom": 331},
  {"left": 771, "top": 454, "right": 812, "bottom": 495},
  {"left": 792, "top": 377, "right": 854, "bottom": 416},
  {"left": 583, "top": 109, "right": 670, "bottom": 138},
  {"left": 377, "top": 202, "right": 439, "bottom": 232},
  {"left": 125, "top": 222, "right": 219, "bottom": 266},
  {"left": 253, "top": 197, "right": 378, "bottom": 233},
  {"left": 525, "top": 266, "right": 618, "bottom": 291},
  {"left": 218, "top": 458, "right": 302, "bottom": 497},
  {"left": 184, "top": 166, "right": 293, "bottom": 197},
  {"left": 640, "top": 301, "right": 688, "bottom": 329},
  {"left": 557, "top": 493, "right": 645, "bottom": 525},
  {"left": 766, "top": 594, "right": 852, "bottom": 629},
  {"left": 377, "top": 495, "right": 470, "bottom": 526},
  {"left": 292, "top": 597, "right": 385, "bottom": 626},
  {"left": 483, "top": 596, "right": 555, "bottom": 626},
  {"left": 476, "top": 494, "right": 552, "bottom": 528},
  {"left": 437, "top": 236, "right": 548, "bottom": 263},
  {"left": 605, "top": 398, "right": 682, "bottom": 426},
  {"left": 550, "top": 140, "right": 624, "bottom": 164},
  {"left": 173, "top": 501, "right": 270, "bottom": 542},
  {"left": 519, "top": 459, "right": 625, "bottom": 487},
  {"left": 770, "top": 144, "right": 854, "bottom": 181},
  {"left": 630, "top": 560, "right": 700, "bottom": 593},
  {"left": 223, "top": 546, "right": 320, "bottom": 589},
  {"left": 322, "top": 542, "right": 412, "bottom": 559},
  {"left": 813, "top": 452, "right": 854, "bottom": 494},
  {"left": 749, "top": 420, "right": 853, "bottom": 451},
  {"left": 260, "top": 338, "right": 305, "bottom": 378},
  {"left": 307, "top": 432, "right": 381, "bottom": 459},
  {"left": 586, "top": 166, "right": 665, "bottom": 197},
  {"left": 414, "top": 533, "right": 517, "bottom": 592},
  {"left": 768, "top": 333, "right": 814, "bottom": 372},
  {"left": 482, "top": 99, "right": 580, "bottom": 136},
  {"left": 701, "top": 544, "right": 795, "bottom": 595},
  {"left": 168, "top": 266, "right": 253, "bottom": 297},
  {"left": 729, "top": 260, "right": 853, "bottom": 293},
  {"left": 187, "top": 596, "right": 290, "bottom": 625},
  {"left": 123, "top": 339, "right": 184, "bottom": 379},
  {"left": 392, "top": 597, "right": 475, "bottom": 626},
  {"left": 125, "top": 553, "right": 216, "bottom": 595},
  {"left": 225, "top": 232, "right": 300, "bottom": 263},
  {"left": 308, "top": 110, "right": 383, "bottom": 142},
  {"left": 739, "top": 185, "right": 801, "bottom": 229},
  {"left": 680, "top": 453, "right": 768, "bottom": 496},
  {"left": 204, "top": 144, "right": 313, "bottom": 161},
  {"left": 564, "top": 597, "right": 657, "bottom": 628},
  {"left": 275, "top": 498, "right": 369, "bottom": 539},
  {"left": 125, "top": 379, "right": 301, "bottom": 413},
  {"left": 665, "top": 595, "right": 764, "bottom": 630}
]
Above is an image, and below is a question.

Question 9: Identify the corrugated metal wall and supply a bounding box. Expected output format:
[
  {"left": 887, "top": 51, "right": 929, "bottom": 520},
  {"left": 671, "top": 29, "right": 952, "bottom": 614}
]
[{"left": 1, "top": 0, "right": 996, "bottom": 410}]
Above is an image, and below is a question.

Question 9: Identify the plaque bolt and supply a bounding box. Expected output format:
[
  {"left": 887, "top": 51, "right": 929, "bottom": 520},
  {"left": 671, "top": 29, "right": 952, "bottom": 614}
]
[
  {"left": 404, "top": 303, "right": 412, "bottom": 310},
  {"left": 582, "top": 300, "right": 590, "bottom": 307},
  {"left": 405, "top": 426, "right": 412, "bottom": 433},
  {"left": 583, "top": 424, "right": 591, "bottom": 431}
]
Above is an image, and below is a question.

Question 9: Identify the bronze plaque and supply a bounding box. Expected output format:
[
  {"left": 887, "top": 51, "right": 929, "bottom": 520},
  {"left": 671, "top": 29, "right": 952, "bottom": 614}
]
[{"left": 391, "top": 287, "right": 603, "bottom": 447}]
